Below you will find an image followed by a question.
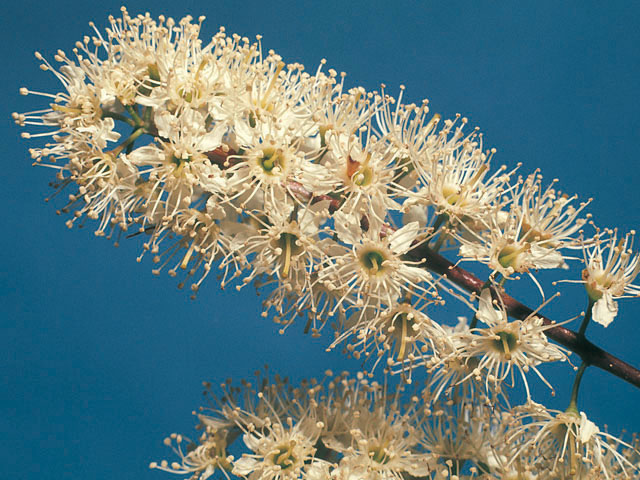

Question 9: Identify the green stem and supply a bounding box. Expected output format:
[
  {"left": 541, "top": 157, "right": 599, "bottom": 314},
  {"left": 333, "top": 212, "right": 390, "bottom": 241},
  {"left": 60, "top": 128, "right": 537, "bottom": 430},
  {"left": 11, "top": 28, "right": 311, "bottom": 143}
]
[
  {"left": 429, "top": 213, "right": 451, "bottom": 252},
  {"left": 102, "top": 111, "right": 136, "bottom": 127},
  {"left": 125, "top": 104, "right": 144, "bottom": 127},
  {"left": 430, "top": 213, "right": 449, "bottom": 238},
  {"left": 142, "top": 105, "right": 153, "bottom": 124},
  {"left": 112, "top": 127, "right": 145, "bottom": 156},
  {"left": 125, "top": 133, "right": 136, "bottom": 154},
  {"left": 432, "top": 231, "right": 448, "bottom": 252},
  {"left": 578, "top": 298, "right": 595, "bottom": 337},
  {"left": 566, "top": 362, "right": 588, "bottom": 414}
]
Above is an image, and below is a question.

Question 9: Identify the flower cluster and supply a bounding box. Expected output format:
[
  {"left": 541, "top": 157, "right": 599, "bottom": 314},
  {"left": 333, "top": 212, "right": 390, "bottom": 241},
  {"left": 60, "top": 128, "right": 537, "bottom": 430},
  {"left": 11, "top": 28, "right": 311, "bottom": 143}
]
[
  {"left": 152, "top": 372, "right": 640, "bottom": 479},
  {"left": 15, "top": 9, "right": 614, "bottom": 363},
  {"left": 15, "top": 8, "right": 640, "bottom": 480}
]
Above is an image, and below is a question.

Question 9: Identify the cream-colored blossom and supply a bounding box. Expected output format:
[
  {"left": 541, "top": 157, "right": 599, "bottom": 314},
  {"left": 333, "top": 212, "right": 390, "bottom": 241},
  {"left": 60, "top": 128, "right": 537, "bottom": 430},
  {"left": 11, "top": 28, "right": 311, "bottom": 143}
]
[
  {"left": 319, "top": 212, "right": 436, "bottom": 316},
  {"left": 508, "top": 401, "right": 639, "bottom": 479},
  {"left": 581, "top": 229, "right": 640, "bottom": 327},
  {"left": 447, "top": 289, "right": 569, "bottom": 399},
  {"left": 457, "top": 174, "right": 588, "bottom": 285}
]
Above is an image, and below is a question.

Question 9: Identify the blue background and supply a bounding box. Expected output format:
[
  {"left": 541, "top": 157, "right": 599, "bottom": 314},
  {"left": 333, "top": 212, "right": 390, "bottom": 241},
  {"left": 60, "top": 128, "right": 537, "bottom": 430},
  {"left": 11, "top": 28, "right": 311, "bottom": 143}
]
[{"left": 2, "top": 1, "right": 640, "bottom": 478}]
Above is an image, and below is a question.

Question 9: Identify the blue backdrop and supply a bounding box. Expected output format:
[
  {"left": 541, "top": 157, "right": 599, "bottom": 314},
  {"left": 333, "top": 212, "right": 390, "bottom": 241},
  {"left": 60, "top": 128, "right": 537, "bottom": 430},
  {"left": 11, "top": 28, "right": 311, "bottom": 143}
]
[{"left": 2, "top": 1, "right": 639, "bottom": 479}]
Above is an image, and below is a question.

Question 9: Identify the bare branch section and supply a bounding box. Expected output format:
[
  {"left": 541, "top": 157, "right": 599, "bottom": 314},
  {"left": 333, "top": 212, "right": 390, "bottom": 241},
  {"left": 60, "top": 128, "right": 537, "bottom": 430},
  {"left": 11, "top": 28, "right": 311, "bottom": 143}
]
[{"left": 408, "top": 243, "right": 640, "bottom": 388}]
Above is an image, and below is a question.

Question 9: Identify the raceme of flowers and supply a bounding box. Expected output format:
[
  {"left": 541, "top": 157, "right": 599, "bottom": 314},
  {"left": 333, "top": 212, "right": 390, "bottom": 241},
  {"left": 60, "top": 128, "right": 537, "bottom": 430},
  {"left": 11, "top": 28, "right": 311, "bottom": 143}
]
[
  {"left": 14, "top": 8, "right": 640, "bottom": 480},
  {"left": 151, "top": 371, "right": 640, "bottom": 479}
]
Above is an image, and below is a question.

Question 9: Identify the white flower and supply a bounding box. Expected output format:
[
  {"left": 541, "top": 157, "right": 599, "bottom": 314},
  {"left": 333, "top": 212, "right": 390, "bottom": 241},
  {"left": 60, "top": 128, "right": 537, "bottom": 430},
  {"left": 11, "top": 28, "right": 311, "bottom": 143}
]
[
  {"left": 154, "top": 109, "right": 226, "bottom": 157},
  {"left": 421, "top": 397, "right": 507, "bottom": 476},
  {"left": 56, "top": 149, "right": 140, "bottom": 234},
  {"left": 228, "top": 199, "right": 328, "bottom": 295},
  {"left": 332, "top": 300, "right": 450, "bottom": 383},
  {"left": 580, "top": 229, "right": 640, "bottom": 327},
  {"left": 151, "top": 429, "right": 232, "bottom": 480},
  {"left": 373, "top": 86, "right": 440, "bottom": 162},
  {"left": 324, "top": 132, "right": 403, "bottom": 223},
  {"left": 147, "top": 204, "right": 233, "bottom": 296},
  {"left": 448, "top": 289, "right": 569, "bottom": 399},
  {"left": 320, "top": 212, "right": 436, "bottom": 316},
  {"left": 302, "top": 77, "right": 375, "bottom": 139},
  {"left": 127, "top": 107, "right": 227, "bottom": 219},
  {"left": 262, "top": 271, "right": 348, "bottom": 337},
  {"left": 509, "top": 401, "right": 639, "bottom": 479},
  {"left": 407, "top": 116, "right": 510, "bottom": 225},
  {"left": 320, "top": 374, "right": 432, "bottom": 480},
  {"left": 233, "top": 419, "right": 321, "bottom": 480},
  {"left": 304, "top": 461, "right": 333, "bottom": 480},
  {"left": 457, "top": 174, "right": 587, "bottom": 285}
]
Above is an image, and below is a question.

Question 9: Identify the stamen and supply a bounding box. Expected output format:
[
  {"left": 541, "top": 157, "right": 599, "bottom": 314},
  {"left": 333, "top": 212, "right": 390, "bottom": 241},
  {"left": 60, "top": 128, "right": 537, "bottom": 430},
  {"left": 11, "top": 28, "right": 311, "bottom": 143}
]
[
  {"left": 569, "top": 431, "right": 577, "bottom": 475},
  {"left": 282, "top": 234, "right": 292, "bottom": 278},
  {"left": 261, "top": 61, "right": 284, "bottom": 109},
  {"left": 501, "top": 334, "right": 511, "bottom": 360},
  {"left": 397, "top": 314, "right": 407, "bottom": 360},
  {"left": 181, "top": 242, "right": 196, "bottom": 269},
  {"left": 370, "top": 256, "right": 379, "bottom": 274}
]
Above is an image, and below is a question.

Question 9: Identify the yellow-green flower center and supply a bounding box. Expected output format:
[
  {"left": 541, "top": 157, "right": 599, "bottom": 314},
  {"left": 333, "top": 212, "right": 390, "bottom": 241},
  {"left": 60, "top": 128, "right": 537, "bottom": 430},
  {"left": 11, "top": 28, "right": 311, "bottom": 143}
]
[
  {"left": 353, "top": 165, "right": 374, "bottom": 186},
  {"left": 492, "top": 331, "right": 518, "bottom": 360},
  {"left": 497, "top": 243, "right": 526, "bottom": 270},
  {"left": 442, "top": 183, "right": 462, "bottom": 206},
  {"left": 270, "top": 443, "right": 297, "bottom": 470},
  {"left": 368, "top": 444, "right": 391, "bottom": 464},
  {"left": 360, "top": 249, "right": 387, "bottom": 276},
  {"left": 583, "top": 269, "right": 618, "bottom": 301},
  {"left": 258, "top": 148, "right": 285, "bottom": 175},
  {"left": 171, "top": 154, "right": 191, "bottom": 167}
]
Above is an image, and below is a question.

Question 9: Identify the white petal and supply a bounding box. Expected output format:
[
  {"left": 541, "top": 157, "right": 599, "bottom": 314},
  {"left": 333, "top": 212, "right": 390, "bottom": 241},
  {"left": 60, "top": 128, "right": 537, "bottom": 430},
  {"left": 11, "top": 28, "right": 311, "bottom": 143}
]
[
  {"left": 527, "top": 244, "right": 567, "bottom": 270},
  {"left": 388, "top": 222, "right": 419, "bottom": 255},
  {"left": 405, "top": 460, "right": 433, "bottom": 476},
  {"left": 305, "top": 461, "right": 331, "bottom": 480},
  {"left": 201, "top": 465, "right": 215, "bottom": 480},
  {"left": 242, "top": 433, "right": 262, "bottom": 452},
  {"left": 300, "top": 134, "right": 321, "bottom": 153},
  {"left": 232, "top": 456, "right": 259, "bottom": 475},
  {"left": 128, "top": 145, "right": 163, "bottom": 165},
  {"left": 154, "top": 110, "right": 175, "bottom": 139},
  {"left": 459, "top": 243, "right": 485, "bottom": 259},
  {"left": 232, "top": 118, "right": 256, "bottom": 147},
  {"left": 321, "top": 436, "right": 347, "bottom": 452},
  {"left": 197, "top": 414, "right": 232, "bottom": 430},
  {"left": 401, "top": 265, "right": 433, "bottom": 285},
  {"left": 206, "top": 196, "right": 227, "bottom": 220},
  {"left": 476, "top": 289, "right": 503, "bottom": 326},
  {"left": 199, "top": 123, "right": 225, "bottom": 152},
  {"left": 333, "top": 211, "right": 361, "bottom": 245},
  {"left": 402, "top": 205, "right": 429, "bottom": 227},
  {"left": 298, "top": 209, "right": 320, "bottom": 238},
  {"left": 592, "top": 293, "right": 618, "bottom": 327},
  {"left": 579, "top": 411, "right": 599, "bottom": 443}
]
